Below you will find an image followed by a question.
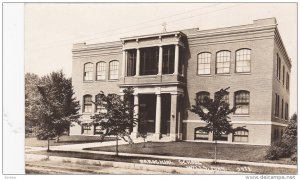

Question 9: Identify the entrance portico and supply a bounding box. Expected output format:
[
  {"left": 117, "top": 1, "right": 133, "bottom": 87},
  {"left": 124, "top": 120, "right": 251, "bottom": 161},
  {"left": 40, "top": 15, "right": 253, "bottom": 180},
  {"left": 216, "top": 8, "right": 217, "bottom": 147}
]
[{"left": 121, "top": 86, "right": 184, "bottom": 141}]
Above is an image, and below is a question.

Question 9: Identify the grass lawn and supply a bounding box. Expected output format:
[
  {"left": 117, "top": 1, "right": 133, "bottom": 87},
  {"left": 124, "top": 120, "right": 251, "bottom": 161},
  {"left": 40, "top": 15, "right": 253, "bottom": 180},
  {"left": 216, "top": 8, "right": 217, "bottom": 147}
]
[
  {"left": 25, "top": 135, "right": 115, "bottom": 147},
  {"left": 84, "top": 141, "right": 295, "bottom": 165}
]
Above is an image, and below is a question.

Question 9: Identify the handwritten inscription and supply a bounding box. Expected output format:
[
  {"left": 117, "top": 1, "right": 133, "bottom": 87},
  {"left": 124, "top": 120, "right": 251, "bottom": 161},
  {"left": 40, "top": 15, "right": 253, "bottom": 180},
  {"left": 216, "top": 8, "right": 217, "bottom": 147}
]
[
  {"left": 139, "top": 159, "right": 252, "bottom": 172},
  {"left": 139, "top": 159, "right": 174, "bottom": 165}
]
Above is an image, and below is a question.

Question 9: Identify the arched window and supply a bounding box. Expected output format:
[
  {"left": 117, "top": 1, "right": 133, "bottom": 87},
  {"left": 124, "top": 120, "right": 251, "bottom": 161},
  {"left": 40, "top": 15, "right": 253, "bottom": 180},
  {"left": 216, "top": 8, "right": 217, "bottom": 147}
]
[
  {"left": 236, "top": 49, "right": 251, "bottom": 73},
  {"left": 233, "top": 129, "right": 249, "bottom": 142},
  {"left": 83, "top": 63, "right": 93, "bottom": 81},
  {"left": 109, "top": 60, "right": 119, "bottom": 80},
  {"left": 216, "top": 51, "right": 230, "bottom": 74},
  {"left": 96, "top": 62, "right": 106, "bottom": 80},
  {"left": 234, "top": 90, "right": 250, "bottom": 115},
  {"left": 198, "top": 52, "right": 211, "bottom": 75},
  {"left": 196, "top": 91, "right": 210, "bottom": 105},
  {"left": 83, "top": 95, "right": 92, "bottom": 113},
  {"left": 194, "top": 127, "right": 209, "bottom": 140}
]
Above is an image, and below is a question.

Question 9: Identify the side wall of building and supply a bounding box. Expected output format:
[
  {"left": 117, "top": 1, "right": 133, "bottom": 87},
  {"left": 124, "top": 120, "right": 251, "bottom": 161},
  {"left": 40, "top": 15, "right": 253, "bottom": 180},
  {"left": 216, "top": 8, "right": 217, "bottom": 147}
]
[
  {"left": 70, "top": 42, "right": 123, "bottom": 135},
  {"left": 183, "top": 19, "right": 277, "bottom": 145}
]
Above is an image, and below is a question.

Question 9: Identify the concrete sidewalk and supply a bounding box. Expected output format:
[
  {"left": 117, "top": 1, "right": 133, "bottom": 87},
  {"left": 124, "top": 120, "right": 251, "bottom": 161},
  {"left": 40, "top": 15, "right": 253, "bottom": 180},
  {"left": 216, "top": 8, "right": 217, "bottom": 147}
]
[{"left": 25, "top": 138, "right": 143, "bottom": 152}]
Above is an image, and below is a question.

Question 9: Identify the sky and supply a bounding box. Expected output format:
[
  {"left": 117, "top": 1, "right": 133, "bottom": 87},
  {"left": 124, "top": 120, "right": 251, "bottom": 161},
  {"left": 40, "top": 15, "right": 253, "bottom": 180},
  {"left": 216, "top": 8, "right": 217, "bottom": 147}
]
[{"left": 25, "top": 2, "right": 297, "bottom": 114}]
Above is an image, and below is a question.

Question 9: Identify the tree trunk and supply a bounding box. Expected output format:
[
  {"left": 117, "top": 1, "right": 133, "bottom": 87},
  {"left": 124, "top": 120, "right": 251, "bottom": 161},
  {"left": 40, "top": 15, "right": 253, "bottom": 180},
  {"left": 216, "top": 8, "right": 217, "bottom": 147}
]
[
  {"left": 214, "top": 140, "right": 217, "bottom": 164},
  {"left": 55, "top": 136, "right": 60, "bottom": 143},
  {"left": 143, "top": 138, "right": 146, "bottom": 148},
  {"left": 47, "top": 138, "right": 50, "bottom": 152},
  {"left": 116, "top": 135, "right": 119, "bottom": 156}
]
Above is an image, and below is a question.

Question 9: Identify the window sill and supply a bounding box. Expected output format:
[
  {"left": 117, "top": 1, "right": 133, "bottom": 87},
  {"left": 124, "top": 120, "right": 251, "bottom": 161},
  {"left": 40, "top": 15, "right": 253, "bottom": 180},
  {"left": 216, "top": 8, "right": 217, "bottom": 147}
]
[
  {"left": 108, "top": 79, "right": 118, "bottom": 82},
  {"left": 236, "top": 72, "right": 251, "bottom": 75},
  {"left": 274, "top": 116, "right": 285, "bottom": 120},
  {"left": 95, "top": 80, "right": 106, "bottom": 82},
  {"left": 232, "top": 114, "right": 250, "bottom": 117},
  {"left": 83, "top": 80, "right": 94, "bottom": 83},
  {"left": 82, "top": 112, "right": 93, "bottom": 115},
  {"left": 197, "top": 74, "right": 212, "bottom": 77},
  {"left": 216, "top": 73, "right": 231, "bottom": 76}
]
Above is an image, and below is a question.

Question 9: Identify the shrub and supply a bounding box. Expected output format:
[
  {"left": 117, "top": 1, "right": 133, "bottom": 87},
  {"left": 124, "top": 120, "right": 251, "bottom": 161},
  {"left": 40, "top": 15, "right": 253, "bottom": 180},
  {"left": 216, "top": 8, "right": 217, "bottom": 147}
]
[
  {"left": 265, "top": 143, "right": 280, "bottom": 160},
  {"left": 291, "top": 146, "right": 297, "bottom": 162},
  {"left": 265, "top": 140, "right": 292, "bottom": 160}
]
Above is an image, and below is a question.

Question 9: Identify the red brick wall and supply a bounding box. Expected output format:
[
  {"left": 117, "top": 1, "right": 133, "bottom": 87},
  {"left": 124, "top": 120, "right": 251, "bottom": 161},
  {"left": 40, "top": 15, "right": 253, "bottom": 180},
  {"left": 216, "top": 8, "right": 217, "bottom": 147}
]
[{"left": 185, "top": 32, "right": 275, "bottom": 123}]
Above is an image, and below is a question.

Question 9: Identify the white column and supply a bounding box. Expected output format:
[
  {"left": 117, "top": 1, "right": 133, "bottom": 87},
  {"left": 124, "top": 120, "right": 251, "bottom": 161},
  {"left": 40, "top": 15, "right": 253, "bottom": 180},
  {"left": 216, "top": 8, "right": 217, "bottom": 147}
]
[
  {"left": 136, "top": 48, "right": 140, "bottom": 76},
  {"left": 170, "top": 93, "right": 178, "bottom": 141},
  {"left": 158, "top": 46, "right": 163, "bottom": 75},
  {"left": 131, "top": 94, "right": 139, "bottom": 138},
  {"left": 121, "top": 50, "right": 126, "bottom": 77},
  {"left": 154, "top": 94, "right": 161, "bottom": 139},
  {"left": 174, "top": 44, "right": 179, "bottom": 75}
]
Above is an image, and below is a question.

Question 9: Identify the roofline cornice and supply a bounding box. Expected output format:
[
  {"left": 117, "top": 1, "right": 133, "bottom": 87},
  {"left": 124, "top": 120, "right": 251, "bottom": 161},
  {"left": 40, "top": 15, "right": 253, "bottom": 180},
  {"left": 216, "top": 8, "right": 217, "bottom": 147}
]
[
  {"left": 187, "top": 24, "right": 277, "bottom": 39},
  {"left": 120, "top": 31, "right": 186, "bottom": 42}
]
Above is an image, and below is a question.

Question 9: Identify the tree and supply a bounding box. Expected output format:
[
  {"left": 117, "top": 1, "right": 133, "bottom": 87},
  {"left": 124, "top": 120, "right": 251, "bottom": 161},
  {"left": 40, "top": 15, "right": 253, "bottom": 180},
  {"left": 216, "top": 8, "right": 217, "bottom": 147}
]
[
  {"left": 282, "top": 113, "right": 297, "bottom": 146},
  {"left": 190, "top": 87, "right": 240, "bottom": 163},
  {"left": 91, "top": 87, "right": 137, "bottom": 156},
  {"left": 25, "top": 73, "right": 41, "bottom": 136},
  {"left": 138, "top": 113, "right": 148, "bottom": 148},
  {"left": 283, "top": 113, "right": 297, "bottom": 161},
  {"left": 36, "top": 70, "right": 81, "bottom": 150},
  {"left": 265, "top": 113, "right": 297, "bottom": 161}
]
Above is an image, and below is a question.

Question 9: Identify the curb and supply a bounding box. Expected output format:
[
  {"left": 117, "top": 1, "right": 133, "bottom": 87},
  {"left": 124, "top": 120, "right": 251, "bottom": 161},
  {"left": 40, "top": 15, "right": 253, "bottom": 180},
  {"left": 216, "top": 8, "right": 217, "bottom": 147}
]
[{"left": 26, "top": 154, "right": 241, "bottom": 174}]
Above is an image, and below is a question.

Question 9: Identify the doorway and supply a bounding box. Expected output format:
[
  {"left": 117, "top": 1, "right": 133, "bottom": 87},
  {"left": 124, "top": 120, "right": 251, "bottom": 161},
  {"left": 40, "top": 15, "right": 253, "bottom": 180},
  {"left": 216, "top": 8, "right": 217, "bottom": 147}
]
[{"left": 161, "top": 94, "right": 171, "bottom": 135}]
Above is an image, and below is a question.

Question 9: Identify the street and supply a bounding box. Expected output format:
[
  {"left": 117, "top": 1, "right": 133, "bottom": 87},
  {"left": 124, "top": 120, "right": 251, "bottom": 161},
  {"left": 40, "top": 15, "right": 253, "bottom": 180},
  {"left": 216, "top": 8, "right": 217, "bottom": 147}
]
[{"left": 26, "top": 160, "right": 170, "bottom": 174}]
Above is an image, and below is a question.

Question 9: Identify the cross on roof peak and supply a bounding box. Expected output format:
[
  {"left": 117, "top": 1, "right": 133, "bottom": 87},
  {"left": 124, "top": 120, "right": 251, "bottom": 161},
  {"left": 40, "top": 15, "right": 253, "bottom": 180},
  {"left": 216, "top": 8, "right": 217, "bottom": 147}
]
[{"left": 162, "top": 22, "right": 167, "bottom": 33}]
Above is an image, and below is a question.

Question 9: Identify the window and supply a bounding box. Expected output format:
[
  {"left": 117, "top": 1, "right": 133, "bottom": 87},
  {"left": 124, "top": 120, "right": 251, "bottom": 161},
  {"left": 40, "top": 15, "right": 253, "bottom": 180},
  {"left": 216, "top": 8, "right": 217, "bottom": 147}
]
[
  {"left": 274, "top": 93, "right": 280, "bottom": 117},
  {"left": 179, "top": 47, "right": 184, "bottom": 75},
  {"left": 94, "top": 124, "right": 104, "bottom": 135},
  {"left": 234, "top": 91, "right": 250, "bottom": 115},
  {"left": 233, "top": 129, "right": 249, "bottom": 142},
  {"left": 281, "top": 99, "right": 284, "bottom": 119},
  {"left": 286, "top": 73, "right": 290, "bottom": 90},
  {"left": 194, "top": 127, "right": 209, "bottom": 140},
  {"left": 196, "top": 91, "right": 210, "bottom": 105},
  {"left": 236, "top": 49, "right": 251, "bottom": 73},
  {"left": 276, "top": 54, "right": 281, "bottom": 80},
  {"left": 84, "top": 63, "right": 93, "bottom": 81},
  {"left": 216, "top": 51, "right": 230, "bottom": 74},
  {"left": 274, "top": 129, "right": 280, "bottom": 142},
  {"left": 82, "top": 124, "right": 91, "bottom": 134},
  {"left": 285, "top": 103, "right": 289, "bottom": 120},
  {"left": 214, "top": 91, "right": 229, "bottom": 104},
  {"left": 95, "top": 94, "right": 107, "bottom": 113},
  {"left": 282, "top": 66, "right": 285, "bottom": 85},
  {"left": 198, "top": 52, "right": 211, "bottom": 75},
  {"left": 127, "top": 50, "right": 136, "bottom": 76},
  {"left": 213, "top": 132, "right": 228, "bottom": 141},
  {"left": 162, "top": 45, "right": 175, "bottom": 74},
  {"left": 96, "top": 62, "right": 106, "bottom": 80},
  {"left": 109, "top": 60, "right": 119, "bottom": 80},
  {"left": 83, "top": 95, "right": 92, "bottom": 113},
  {"left": 140, "top": 47, "right": 159, "bottom": 75}
]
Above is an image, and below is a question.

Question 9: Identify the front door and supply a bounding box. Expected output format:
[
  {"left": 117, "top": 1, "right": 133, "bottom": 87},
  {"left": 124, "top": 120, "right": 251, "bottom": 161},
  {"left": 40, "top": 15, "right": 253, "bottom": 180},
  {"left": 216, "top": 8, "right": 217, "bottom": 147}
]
[
  {"left": 161, "top": 94, "right": 171, "bottom": 135},
  {"left": 139, "top": 94, "right": 156, "bottom": 133}
]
